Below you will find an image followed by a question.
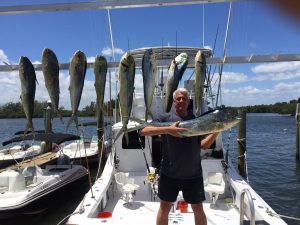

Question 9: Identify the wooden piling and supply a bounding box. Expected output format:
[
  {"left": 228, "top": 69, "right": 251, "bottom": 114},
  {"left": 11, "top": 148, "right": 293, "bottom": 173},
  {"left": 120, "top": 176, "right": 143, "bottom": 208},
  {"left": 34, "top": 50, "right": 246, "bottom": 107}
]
[
  {"left": 237, "top": 110, "right": 247, "bottom": 179},
  {"left": 43, "top": 101, "right": 53, "bottom": 153},
  {"left": 296, "top": 98, "right": 300, "bottom": 160}
]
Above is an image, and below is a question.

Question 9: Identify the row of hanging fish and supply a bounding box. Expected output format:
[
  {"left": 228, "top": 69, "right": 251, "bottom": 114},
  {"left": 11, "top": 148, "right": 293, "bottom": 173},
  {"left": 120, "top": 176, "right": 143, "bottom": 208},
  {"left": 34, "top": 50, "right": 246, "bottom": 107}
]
[
  {"left": 18, "top": 48, "right": 107, "bottom": 133},
  {"left": 117, "top": 49, "right": 207, "bottom": 142}
]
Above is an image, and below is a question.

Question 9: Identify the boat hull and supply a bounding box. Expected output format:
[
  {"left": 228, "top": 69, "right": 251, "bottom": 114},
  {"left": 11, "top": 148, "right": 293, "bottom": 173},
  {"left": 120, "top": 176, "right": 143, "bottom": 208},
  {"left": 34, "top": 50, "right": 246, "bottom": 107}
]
[{"left": 0, "top": 171, "right": 89, "bottom": 222}]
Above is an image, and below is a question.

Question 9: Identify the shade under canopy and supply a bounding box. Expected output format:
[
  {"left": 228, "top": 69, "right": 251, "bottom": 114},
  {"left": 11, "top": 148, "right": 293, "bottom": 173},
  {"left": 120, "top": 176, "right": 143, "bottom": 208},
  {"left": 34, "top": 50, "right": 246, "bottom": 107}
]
[{"left": 2, "top": 132, "right": 80, "bottom": 146}]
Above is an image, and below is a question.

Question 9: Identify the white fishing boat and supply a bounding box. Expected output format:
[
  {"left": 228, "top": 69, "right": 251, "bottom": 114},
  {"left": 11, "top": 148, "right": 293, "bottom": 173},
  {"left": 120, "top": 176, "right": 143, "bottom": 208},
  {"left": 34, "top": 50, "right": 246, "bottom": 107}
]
[
  {"left": 66, "top": 47, "right": 287, "bottom": 225},
  {"left": 0, "top": 1, "right": 298, "bottom": 225}
]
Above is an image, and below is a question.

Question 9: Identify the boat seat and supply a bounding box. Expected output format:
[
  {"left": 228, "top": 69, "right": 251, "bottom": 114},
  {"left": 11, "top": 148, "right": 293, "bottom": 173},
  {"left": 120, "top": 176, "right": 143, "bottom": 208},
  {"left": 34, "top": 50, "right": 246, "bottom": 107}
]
[
  {"left": 115, "top": 172, "right": 140, "bottom": 204},
  {"left": 204, "top": 172, "right": 225, "bottom": 206}
]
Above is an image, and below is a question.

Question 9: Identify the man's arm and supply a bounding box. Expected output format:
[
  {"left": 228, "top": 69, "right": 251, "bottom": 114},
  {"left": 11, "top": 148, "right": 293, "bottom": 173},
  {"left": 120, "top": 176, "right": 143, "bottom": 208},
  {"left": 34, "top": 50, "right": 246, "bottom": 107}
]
[
  {"left": 139, "top": 122, "right": 187, "bottom": 138},
  {"left": 201, "top": 133, "right": 219, "bottom": 150}
]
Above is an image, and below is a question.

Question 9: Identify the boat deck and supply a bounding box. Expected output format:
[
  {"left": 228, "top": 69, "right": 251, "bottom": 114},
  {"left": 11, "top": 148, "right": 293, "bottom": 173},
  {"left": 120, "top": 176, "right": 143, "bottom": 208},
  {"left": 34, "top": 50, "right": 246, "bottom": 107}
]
[{"left": 101, "top": 173, "right": 240, "bottom": 225}]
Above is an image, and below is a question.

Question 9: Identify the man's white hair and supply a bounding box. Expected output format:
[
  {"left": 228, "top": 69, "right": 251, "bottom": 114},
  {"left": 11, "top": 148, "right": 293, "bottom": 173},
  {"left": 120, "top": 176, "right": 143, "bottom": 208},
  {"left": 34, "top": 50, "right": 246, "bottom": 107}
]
[{"left": 173, "top": 88, "right": 189, "bottom": 98}]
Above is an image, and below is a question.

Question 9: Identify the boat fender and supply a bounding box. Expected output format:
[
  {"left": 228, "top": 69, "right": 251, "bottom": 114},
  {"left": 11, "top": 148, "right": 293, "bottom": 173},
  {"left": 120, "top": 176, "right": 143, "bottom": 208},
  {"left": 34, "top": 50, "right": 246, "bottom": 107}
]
[{"left": 57, "top": 153, "right": 71, "bottom": 165}]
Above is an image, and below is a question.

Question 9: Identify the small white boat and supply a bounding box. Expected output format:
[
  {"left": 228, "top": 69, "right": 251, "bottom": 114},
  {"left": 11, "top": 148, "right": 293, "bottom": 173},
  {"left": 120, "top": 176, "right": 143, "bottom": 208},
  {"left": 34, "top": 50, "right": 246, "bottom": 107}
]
[
  {"left": 57, "top": 135, "right": 113, "bottom": 163},
  {"left": 0, "top": 144, "right": 41, "bottom": 169},
  {"left": 0, "top": 159, "right": 88, "bottom": 221}
]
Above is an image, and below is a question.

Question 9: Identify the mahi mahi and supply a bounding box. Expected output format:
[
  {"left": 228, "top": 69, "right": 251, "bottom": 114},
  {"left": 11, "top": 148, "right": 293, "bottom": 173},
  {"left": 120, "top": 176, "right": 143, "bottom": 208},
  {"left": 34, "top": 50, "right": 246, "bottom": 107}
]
[
  {"left": 142, "top": 49, "right": 157, "bottom": 121},
  {"left": 42, "top": 48, "right": 63, "bottom": 123},
  {"left": 66, "top": 50, "right": 87, "bottom": 131},
  {"left": 194, "top": 50, "right": 206, "bottom": 117},
  {"left": 165, "top": 53, "right": 189, "bottom": 112},
  {"left": 19, "top": 56, "right": 36, "bottom": 133},
  {"left": 118, "top": 52, "right": 135, "bottom": 143},
  {"left": 94, "top": 55, "right": 107, "bottom": 126},
  {"left": 131, "top": 109, "right": 240, "bottom": 137}
]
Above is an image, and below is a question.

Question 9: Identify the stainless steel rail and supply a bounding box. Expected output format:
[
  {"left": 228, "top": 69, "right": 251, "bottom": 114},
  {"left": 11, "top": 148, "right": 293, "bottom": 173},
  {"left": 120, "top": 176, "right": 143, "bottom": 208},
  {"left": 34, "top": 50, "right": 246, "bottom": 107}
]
[{"left": 240, "top": 189, "right": 255, "bottom": 225}]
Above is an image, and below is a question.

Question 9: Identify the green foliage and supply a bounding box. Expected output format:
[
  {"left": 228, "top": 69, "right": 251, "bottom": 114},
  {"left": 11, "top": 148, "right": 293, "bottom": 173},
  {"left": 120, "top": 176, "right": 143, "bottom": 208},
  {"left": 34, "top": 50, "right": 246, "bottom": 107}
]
[
  {"left": 0, "top": 99, "right": 119, "bottom": 119},
  {"left": 237, "top": 100, "right": 297, "bottom": 115}
]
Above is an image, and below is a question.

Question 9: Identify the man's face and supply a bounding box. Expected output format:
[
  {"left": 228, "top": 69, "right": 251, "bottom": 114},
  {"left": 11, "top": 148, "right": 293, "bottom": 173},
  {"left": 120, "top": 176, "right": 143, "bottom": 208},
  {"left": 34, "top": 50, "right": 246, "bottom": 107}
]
[{"left": 173, "top": 91, "right": 189, "bottom": 113}]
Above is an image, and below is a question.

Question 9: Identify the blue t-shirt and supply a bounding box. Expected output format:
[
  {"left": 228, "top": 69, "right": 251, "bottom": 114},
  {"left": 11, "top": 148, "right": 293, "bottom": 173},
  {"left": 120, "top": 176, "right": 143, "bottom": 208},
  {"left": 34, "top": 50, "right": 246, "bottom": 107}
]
[{"left": 152, "top": 110, "right": 202, "bottom": 180}]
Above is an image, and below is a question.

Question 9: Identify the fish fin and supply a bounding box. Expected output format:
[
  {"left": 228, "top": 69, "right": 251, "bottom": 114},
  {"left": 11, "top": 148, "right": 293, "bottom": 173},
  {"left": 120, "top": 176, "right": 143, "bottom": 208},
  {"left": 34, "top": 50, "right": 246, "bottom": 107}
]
[
  {"left": 66, "top": 113, "right": 78, "bottom": 131},
  {"left": 35, "top": 77, "right": 39, "bottom": 85}
]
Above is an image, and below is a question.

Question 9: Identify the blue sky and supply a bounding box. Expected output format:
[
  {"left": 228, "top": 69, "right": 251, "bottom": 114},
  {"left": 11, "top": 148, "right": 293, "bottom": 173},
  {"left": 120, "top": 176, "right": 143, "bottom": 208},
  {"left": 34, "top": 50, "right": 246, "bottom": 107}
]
[{"left": 0, "top": 1, "right": 300, "bottom": 109}]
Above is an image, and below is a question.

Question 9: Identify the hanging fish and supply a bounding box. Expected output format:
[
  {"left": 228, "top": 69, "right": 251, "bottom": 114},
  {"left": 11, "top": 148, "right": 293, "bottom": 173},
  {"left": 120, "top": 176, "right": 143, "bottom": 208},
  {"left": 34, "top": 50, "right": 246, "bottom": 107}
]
[
  {"left": 142, "top": 49, "right": 157, "bottom": 121},
  {"left": 94, "top": 55, "right": 107, "bottom": 127},
  {"left": 19, "top": 56, "right": 37, "bottom": 134},
  {"left": 194, "top": 50, "right": 206, "bottom": 117},
  {"left": 66, "top": 50, "right": 87, "bottom": 131},
  {"left": 42, "top": 48, "right": 63, "bottom": 123},
  {"left": 116, "top": 52, "right": 135, "bottom": 143},
  {"left": 165, "top": 53, "right": 188, "bottom": 112}
]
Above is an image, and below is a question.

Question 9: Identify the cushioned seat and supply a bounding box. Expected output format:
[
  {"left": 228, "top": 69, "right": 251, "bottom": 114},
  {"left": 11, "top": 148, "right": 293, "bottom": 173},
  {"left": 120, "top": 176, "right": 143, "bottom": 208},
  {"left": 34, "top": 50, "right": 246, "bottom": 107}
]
[
  {"left": 115, "top": 172, "right": 139, "bottom": 204},
  {"left": 204, "top": 172, "right": 225, "bottom": 206}
]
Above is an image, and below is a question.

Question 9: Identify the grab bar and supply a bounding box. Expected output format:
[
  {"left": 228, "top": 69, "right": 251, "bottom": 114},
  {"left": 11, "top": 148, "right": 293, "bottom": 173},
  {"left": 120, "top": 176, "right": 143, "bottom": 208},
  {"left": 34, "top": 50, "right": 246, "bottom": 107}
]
[{"left": 240, "top": 189, "right": 255, "bottom": 225}]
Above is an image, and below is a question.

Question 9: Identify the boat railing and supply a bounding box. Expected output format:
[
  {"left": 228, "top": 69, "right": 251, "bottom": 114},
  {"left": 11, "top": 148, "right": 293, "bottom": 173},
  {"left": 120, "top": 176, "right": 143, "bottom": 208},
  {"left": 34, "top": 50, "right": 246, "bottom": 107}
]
[{"left": 240, "top": 188, "right": 255, "bottom": 225}]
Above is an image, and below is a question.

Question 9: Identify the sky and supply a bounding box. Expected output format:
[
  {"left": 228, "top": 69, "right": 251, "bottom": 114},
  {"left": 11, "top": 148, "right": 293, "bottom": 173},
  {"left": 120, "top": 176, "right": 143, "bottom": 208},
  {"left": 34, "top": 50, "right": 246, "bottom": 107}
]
[{"left": 0, "top": 0, "right": 300, "bottom": 109}]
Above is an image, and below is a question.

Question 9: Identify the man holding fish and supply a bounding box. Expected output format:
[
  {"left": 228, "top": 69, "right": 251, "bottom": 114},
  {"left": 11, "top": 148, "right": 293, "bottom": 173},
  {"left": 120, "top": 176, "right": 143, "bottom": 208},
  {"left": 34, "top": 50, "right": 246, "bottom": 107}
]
[{"left": 140, "top": 88, "right": 218, "bottom": 225}]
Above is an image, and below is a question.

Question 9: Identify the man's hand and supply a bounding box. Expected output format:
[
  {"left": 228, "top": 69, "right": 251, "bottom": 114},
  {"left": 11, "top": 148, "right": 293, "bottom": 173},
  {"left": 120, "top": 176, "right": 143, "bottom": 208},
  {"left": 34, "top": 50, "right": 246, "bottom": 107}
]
[{"left": 167, "top": 121, "right": 188, "bottom": 138}]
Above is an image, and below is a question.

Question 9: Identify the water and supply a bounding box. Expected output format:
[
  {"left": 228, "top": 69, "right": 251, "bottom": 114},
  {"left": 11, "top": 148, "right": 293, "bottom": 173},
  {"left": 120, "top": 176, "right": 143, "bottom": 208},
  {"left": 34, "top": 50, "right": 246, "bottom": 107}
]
[
  {"left": 0, "top": 114, "right": 299, "bottom": 225},
  {"left": 224, "top": 113, "right": 300, "bottom": 225}
]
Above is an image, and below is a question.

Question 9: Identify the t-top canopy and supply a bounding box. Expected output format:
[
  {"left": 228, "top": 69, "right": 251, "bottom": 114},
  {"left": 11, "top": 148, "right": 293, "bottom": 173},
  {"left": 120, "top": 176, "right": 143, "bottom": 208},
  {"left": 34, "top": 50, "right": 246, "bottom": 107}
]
[{"left": 2, "top": 132, "right": 80, "bottom": 146}]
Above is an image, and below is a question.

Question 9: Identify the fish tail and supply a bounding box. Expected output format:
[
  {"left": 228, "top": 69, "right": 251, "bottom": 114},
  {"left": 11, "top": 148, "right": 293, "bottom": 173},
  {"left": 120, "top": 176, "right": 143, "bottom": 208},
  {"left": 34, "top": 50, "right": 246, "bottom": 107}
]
[
  {"left": 57, "top": 109, "right": 64, "bottom": 124},
  {"left": 145, "top": 109, "right": 148, "bottom": 121},
  {"left": 145, "top": 109, "right": 153, "bottom": 121},
  {"left": 24, "top": 122, "right": 35, "bottom": 138},
  {"left": 66, "top": 113, "right": 78, "bottom": 131}
]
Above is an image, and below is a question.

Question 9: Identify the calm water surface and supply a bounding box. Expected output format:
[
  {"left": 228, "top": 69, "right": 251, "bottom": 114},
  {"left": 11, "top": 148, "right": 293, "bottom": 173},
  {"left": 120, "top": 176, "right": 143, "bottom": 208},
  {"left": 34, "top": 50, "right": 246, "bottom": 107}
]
[{"left": 0, "top": 114, "right": 299, "bottom": 225}]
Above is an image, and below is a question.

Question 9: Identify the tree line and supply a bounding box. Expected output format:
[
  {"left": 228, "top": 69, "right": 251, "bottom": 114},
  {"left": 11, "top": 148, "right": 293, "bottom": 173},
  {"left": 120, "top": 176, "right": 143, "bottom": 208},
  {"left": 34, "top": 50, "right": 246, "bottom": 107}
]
[
  {"left": 0, "top": 99, "right": 119, "bottom": 119},
  {"left": 0, "top": 99, "right": 297, "bottom": 119}
]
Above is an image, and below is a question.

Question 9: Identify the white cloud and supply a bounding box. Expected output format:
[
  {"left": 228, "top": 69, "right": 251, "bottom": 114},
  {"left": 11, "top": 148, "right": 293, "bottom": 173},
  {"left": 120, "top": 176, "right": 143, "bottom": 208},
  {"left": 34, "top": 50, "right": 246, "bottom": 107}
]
[
  {"left": 101, "top": 47, "right": 124, "bottom": 57},
  {"left": 252, "top": 61, "right": 300, "bottom": 74},
  {"left": 0, "top": 49, "right": 9, "bottom": 65},
  {"left": 221, "top": 72, "right": 248, "bottom": 84},
  {"left": 86, "top": 56, "right": 95, "bottom": 63}
]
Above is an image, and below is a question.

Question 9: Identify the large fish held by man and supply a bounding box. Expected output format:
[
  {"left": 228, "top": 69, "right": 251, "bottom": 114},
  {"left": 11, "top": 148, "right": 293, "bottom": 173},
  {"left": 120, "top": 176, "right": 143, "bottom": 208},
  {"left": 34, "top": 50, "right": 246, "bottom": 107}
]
[
  {"left": 142, "top": 49, "right": 157, "bottom": 121},
  {"left": 117, "top": 52, "right": 135, "bottom": 143},
  {"left": 66, "top": 50, "right": 87, "bottom": 131},
  {"left": 194, "top": 50, "right": 206, "bottom": 117},
  {"left": 41, "top": 48, "right": 63, "bottom": 123},
  {"left": 129, "top": 109, "right": 240, "bottom": 137},
  {"left": 94, "top": 55, "right": 107, "bottom": 127},
  {"left": 165, "top": 53, "right": 188, "bottom": 112},
  {"left": 19, "top": 56, "right": 37, "bottom": 134}
]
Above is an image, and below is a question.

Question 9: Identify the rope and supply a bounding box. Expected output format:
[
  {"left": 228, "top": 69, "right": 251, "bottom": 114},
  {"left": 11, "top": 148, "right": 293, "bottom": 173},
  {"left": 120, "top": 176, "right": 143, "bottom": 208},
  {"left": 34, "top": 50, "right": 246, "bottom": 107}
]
[{"left": 267, "top": 210, "right": 300, "bottom": 221}]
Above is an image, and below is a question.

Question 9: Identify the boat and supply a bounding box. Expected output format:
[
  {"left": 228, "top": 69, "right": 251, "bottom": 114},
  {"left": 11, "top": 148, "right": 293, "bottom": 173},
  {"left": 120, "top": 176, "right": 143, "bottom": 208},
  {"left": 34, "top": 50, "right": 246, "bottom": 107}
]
[
  {"left": 0, "top": 132, "right": 89, "bottom": 223},
  {"left": 66, "top": 47, "right": 287, "bottom": 225},
  {"left": 0, "top": 1, "right": 298, "bottom": 225},
  {"left": 0, "top": 143, "right": 42, "bottom": 169},
  {"left": 0, "top": 130, "right": 49, "bottom": 169},
  {"left": 56, "top": 122, "right": 113, "bottom": 164}
]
